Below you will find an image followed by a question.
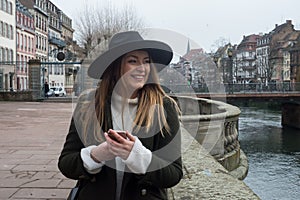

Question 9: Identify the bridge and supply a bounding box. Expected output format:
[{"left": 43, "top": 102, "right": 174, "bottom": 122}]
[
  {"left": 163, "top": 82, "right": 300, "bottom": 104},
  {"left": 195, "top": 92, "right": 300, "bottom": 103}
]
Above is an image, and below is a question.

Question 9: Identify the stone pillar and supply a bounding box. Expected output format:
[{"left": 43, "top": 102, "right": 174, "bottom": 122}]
[
  {"left": 282, "top": 102, "right": 300, "bottom": 129},
  {"left": 28, "top": 59, "right": 42, "bottom": 100}
]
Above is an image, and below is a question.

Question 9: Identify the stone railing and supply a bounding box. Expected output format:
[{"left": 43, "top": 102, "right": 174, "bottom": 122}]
[
  {"left": 168, "top": 132, "right": 259, "bottom": 199},
  {"left": 171, "top": 95, "right": 246, "bottom": 179},
  {"left": 0, "top": 91, "right": 34, "bottom": 101}
]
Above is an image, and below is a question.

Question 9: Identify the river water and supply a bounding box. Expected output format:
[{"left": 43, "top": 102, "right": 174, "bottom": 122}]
[{"left": 238, "top": 106, "right": 300, "bottom": 200}]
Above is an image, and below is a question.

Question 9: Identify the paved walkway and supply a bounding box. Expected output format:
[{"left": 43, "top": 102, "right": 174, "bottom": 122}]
[
  {"left": 0, "top": 101, "right": 76, "bottom": 199},
  {"left": 0, "top": 101, "right": 260, "bottom": 200}
]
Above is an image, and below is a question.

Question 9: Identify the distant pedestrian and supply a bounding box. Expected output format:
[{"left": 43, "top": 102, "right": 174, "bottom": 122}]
[{"left": 44, "top": 82, "right": 49, "bottom": 97}]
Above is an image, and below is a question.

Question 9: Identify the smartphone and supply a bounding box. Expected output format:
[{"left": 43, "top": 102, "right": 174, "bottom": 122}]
[{"left": 108, "top": 130, "right": 127, "bottom": 141}]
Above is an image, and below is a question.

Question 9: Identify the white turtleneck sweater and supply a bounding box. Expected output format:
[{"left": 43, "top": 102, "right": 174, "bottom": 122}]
[{"left": 80, "top": 92, "right": 152, "bottom": 199}]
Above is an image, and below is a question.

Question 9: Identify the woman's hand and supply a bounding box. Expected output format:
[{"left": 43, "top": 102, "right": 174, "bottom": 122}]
[
  {"left": 90, "top": 142, "right": 115, "bottom": 163},
  {"left": 105, "top": 129, "right": 136, "bottom": 160}
]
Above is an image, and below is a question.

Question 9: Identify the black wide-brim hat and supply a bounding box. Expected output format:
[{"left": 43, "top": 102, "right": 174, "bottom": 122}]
[{"left": 88, "top": 31, "right": 173, "bottom": 79}]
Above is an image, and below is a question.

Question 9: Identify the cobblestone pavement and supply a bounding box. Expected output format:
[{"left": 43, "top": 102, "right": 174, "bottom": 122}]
[{"left": 0, "top": 101, "right": 260, "bottom": 200}]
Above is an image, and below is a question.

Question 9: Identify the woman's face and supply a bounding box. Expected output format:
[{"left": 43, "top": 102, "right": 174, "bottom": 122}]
[{"left": 120, "top": 50, "right": 150, "bottom": 97}]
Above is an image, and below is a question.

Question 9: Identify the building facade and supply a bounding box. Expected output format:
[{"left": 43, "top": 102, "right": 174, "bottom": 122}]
[
  {"left": 19, "top": 0, "right": 49, "bottom": 90},
  {"left": 16, "top": 0, "right": 35, "bottom": 91},
  {"left": 256, "top": 33, "right": 271, "bottom": 86},
  {"left": 289, "top": 35, "right": 300, "bottom": 90},
  {"left": 256, "top": 20, "right": 297, "bottom": 88},
  {"left": 235, "top": 34, "right": 261, "bottom": 84},
  {"left": 0, "top": 0, "right": 16, "bottom": 91},
  {"left": 0, "top": 0, "right": 81, "bottom": 94},
  {"left": 46, "top": 0, "right": 65, "bottom": 88}
]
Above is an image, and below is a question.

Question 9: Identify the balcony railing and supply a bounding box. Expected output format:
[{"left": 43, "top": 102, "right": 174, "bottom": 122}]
[{"left": 48, "top": 37, "right": 66, "bottom": 48}]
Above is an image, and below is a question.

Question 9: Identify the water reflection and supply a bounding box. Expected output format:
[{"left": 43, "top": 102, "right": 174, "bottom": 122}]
[{"left": 239, "top": 106, "right": 300, "bottom": 200}]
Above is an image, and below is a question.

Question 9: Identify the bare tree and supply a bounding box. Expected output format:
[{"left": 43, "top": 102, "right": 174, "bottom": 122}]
[
  {"left": 74, "top": 1, "right": 145, "bottom": 55},
  {"left": 210, "top": 37, "right": 230, "bottom": 53}
]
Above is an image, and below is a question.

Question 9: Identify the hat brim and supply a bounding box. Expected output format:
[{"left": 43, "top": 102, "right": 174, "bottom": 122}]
[{"left": 88, "top": 40, "right": 173, "bottom": 79}]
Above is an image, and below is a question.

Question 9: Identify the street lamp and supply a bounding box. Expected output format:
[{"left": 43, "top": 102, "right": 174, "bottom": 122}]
[
  {"left": 227, "top": 47, "right": 233, "bottom": 93},
  {"left": 45, "top": 48, "right": 66, "bottom": 97},
  {"left": 213, "top": 53, "right": 221, "bottom": 86},
  {"left": 213, "top": 54, "right": 218, "bottom": 67}
]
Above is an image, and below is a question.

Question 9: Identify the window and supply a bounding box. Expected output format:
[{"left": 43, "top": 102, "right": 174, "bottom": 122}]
[
  {"left": 7, "top": 24, "right": 10, "bottom": 38},
  {"left": 20, "top": 34, "right": 23, "bottom": 49},
  {"left": 28, "top": 37, "right": 31, "bottom": 52},
  {"left": 31, "top": 18, "right": 34, "bottom": 29},
  {"left": 0, "top": 21, "right": 2, "bottom": 36},
  {"left": 49, "top": 64, "right": 52, "bottom": 74},
  {"left": 9, "top": 25, "right": 12, "bottom": 39},
  {"left": 10, "top": 49, "right": 13, "bottom": 62},
  {"left": 17, "top": 33, "right": 19, "bottom": 48},
  {"left": 17, "top": 54, "right": 20, "bottom": 71},
  {"left": 27, "top": 17, "right": 29, "bottom": 28},
  {"left": 20, "top": 13, "right": 23, "bottom": 25},
  {"left": 31, "top": 38, "right": 34, "bottom": 52},
  {"left": 38, "top": 16, "right": 41, "bottom": 29},
  {"left": 23, "top": 16, "right": 26, "bottom": 27},
  {"left": 5, "top": 48, "right": 9, "bottom": 61},
  {"left": 38, "top": 35, "right": 41, "bottom": 49},
  {"left": 8, "top": 2, "right": 12, "bottom": 14},
  {"left": 24, "top": 35, "right": 27, "bottom": 51},
  {"left": 3, "top": 48, "right": 6, "bottom": 61},
  {"left": 36, "top": 36, "right": 38, "bottom": 48},
  {"left": 35, "top": 14, "right": 38, "bottom": 27},
  {"left": 41, "top": 18, "right": 44, "bottom": 31},
  {"left": 21, "top": 55, "right": 23, "bottom": 71},
  {"left": 5, "top": 23, "right": 8, "bottom": 38},
  {"left": 0, "top": 47, "right": 2, "bottom": 62},
  {"left": 25, "top": 56, "right": 27, "bottom": 67},
  {"left": 24, "top": 78, "right": 27, "bottom": 89},
  {"left": 1, "top": 47, "right": 4, "bottom": 61},
  {"left": 2, "top": 23, "right": 7, "bottom": 37},
  {"left": 43, "top": 36, "right": 46, "bottom": 51},
  {"left": 3, "top": 0, "right": 7, "bottom": 13},
  {"left": 43, "top": 18, "right": 47, "bottom": 32}
]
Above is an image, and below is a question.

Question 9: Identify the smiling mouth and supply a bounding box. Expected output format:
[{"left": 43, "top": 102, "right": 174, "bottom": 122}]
[{"left": 131, "top": 75, "right": 145, "bottom": 80}]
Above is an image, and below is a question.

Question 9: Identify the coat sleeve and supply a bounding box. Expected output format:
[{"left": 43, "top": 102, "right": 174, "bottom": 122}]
[
  {"left": 58, "top": 118, "right": 94, "bottom": 180},
  {"left": 137, "top": 97, "right": 183, "bottom": 188}
]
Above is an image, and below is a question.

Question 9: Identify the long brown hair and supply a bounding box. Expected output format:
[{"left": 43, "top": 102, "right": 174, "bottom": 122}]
[{"left": 94, "top": 52, "right": 180, "bottom": 135}]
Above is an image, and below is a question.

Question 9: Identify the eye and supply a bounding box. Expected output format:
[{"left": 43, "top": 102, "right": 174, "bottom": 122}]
[
  {"left": 128, "top": 59, "right": 137, "bottom": 63},
  {"left": 144, "top": 59, "right": 150, "bottom": 64}
]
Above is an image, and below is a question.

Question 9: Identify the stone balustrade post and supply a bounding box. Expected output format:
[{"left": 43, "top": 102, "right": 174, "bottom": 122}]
[{"left": 28, "top": 59, "right": 42, "bottom": 100}]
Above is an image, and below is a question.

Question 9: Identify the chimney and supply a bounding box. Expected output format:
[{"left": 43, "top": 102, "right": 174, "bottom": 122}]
[{"left": 286, "top": 20, "right": 292, "bottom": 24}]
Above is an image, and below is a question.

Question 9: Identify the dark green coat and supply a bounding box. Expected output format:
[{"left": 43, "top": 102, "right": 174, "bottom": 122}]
[{"left": 58, "top": 91, "right": 182, "bottom": 200}]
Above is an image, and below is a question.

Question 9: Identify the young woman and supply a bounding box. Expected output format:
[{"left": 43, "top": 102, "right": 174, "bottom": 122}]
[{"left": 58, "top": 31, "right": 182, "bottom": 200}]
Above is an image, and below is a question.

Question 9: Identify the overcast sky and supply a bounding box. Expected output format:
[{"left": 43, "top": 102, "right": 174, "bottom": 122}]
[{"left": 51, "top": 0, "right": 300, "bottom": 53}]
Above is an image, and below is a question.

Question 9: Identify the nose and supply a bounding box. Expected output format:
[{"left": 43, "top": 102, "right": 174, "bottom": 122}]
[{"left": 136, "top": 62, "right": 146, "bottom": 71}]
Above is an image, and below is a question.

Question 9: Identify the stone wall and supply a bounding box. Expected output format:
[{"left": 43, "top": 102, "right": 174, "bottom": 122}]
[{"left": 0, "top": 91, "right": 33, "bottom": 101}]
